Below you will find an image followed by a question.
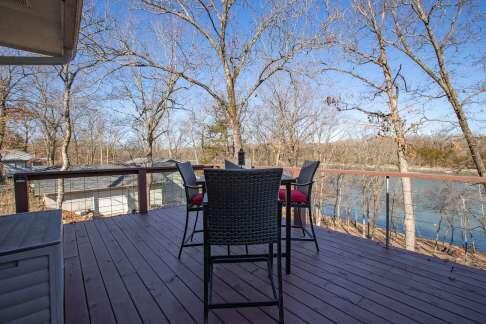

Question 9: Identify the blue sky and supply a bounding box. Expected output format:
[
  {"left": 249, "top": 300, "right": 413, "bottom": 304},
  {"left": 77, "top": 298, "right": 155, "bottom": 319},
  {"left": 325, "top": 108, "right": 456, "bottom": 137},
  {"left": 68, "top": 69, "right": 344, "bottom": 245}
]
[{"left": 92, "top": 0, "right": 484, "bottom": 143}]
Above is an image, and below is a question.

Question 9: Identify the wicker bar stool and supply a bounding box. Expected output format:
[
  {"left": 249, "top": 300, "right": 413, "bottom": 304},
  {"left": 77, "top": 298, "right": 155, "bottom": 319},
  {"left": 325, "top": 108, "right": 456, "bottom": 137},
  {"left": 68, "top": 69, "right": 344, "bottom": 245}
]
[
  {"left": 176, "top": 161, "right": 204, "bottom": 259},
  {"left": 278, "top": 160, "right": 320, "bottom": 251},
  {"left": 203, "top": 168, "right": 284, "bottom": 324}
]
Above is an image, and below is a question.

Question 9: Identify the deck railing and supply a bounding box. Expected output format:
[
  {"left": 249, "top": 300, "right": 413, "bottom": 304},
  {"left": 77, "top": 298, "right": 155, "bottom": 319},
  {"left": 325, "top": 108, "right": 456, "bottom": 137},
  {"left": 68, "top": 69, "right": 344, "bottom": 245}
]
[
  {"left": 10, "top": 164, "right": 486, "bottom": 256},
  {"left": 304, "top": 168, "right": 486, "bottom": 256},
  {"left": 13, "top": 165, "right": 213, "bottom": 219}
]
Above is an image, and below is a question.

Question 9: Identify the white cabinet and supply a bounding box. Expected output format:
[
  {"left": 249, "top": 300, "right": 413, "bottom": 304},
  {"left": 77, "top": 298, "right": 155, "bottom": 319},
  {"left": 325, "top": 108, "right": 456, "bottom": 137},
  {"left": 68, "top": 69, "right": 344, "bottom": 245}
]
[{"left": 0, "top": 210, "right": 63, "bottom": 324}]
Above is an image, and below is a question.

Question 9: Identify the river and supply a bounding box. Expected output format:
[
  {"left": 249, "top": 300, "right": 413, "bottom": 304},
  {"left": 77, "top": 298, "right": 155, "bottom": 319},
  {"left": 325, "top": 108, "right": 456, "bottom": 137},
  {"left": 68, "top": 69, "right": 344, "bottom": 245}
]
[{"left": 319, "top": 177, "right": 486, "bottom": 251}]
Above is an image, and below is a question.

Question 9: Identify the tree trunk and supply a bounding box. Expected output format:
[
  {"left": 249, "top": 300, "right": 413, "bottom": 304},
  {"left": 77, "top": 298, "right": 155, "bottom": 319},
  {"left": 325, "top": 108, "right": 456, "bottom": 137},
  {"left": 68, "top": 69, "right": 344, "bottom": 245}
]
[
  {"left": 389, "top": 97, "right": 416, "bottom": 251},
  {"left": 189, "top": 113, "right": 199, "bottom": 163},
  {"left": 0, "top": 100, "right": 6, "bottom": 156},
  {"left": 146, "top": 135, "right": 154, "bottom": 206},
  {"left": 231, "top": 117, "right": 243, "bottom": 159},
  {"left": 57, "top": 65, "right": 73, "bottom": 209},
  {"left": 447, "top": 88, "right": 485, "bottom": 178},
  {"left": 334, "top": 174, "right": 344, "bottom": 220},
  {"left": 225, "top": 81, "right": 243, "bottom": 159},
  {"left": 46, "top": 136, "right": 56, "bottom": 166}
]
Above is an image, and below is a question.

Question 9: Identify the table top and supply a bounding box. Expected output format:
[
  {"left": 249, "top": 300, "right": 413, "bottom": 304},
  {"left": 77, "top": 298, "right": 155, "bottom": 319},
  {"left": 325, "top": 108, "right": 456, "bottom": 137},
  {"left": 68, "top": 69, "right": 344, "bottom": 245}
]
[
  {"left": 0, "top": 210, "right": 62, "bottom": 256},
  {"left": 197, "top": 173, "right": 296, "bottom": 184}
]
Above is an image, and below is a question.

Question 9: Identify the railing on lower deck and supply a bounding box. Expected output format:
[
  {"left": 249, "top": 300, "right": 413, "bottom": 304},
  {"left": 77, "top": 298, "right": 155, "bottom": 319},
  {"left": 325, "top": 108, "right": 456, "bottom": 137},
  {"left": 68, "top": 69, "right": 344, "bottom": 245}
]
[{"left": 12, "top": 165, "right": 213, "bottom": 220}]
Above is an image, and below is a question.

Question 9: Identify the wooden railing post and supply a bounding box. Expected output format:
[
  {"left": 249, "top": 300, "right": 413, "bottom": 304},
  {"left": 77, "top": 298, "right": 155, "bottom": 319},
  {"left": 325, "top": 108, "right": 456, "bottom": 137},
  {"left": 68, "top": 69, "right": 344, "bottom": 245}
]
[
  {"left": 137, "top": 169, "right": 148, "bottom": 213},
  {"left": 14, "top": 174, "right": 29, "bottom": 213}
]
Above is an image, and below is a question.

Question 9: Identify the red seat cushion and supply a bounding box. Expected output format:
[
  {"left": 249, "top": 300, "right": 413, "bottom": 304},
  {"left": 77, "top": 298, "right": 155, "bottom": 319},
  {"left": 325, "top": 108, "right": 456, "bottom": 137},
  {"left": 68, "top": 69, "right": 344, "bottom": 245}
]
[
  {"left": 190, "top": 192, "right": 204, "bottom": 205},
  {"left": 278, "top": 188, "right": 307, "bottom": 203}
]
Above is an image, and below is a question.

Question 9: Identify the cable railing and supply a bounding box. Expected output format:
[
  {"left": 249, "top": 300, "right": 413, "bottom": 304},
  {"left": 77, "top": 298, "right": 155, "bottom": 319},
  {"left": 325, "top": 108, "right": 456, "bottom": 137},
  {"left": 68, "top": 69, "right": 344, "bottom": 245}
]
[
  {"left": 306, "top": 168, "right": 486, "bottom": 267},
  {"left": 12, "top": 165, "right": 212, "bottom": 222}
]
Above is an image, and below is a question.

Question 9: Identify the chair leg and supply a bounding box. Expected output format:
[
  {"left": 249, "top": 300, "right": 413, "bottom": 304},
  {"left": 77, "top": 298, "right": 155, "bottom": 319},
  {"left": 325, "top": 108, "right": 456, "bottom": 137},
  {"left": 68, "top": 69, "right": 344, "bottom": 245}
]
[
  {"left": 179, "top": 210, "right": 190, "bottom": 259},
  {"left": 308, "top": 206, "right": 319, "bottom": 252},
  {"left": 245, "top": 245, "right": 249, "bottom": 255},
  {"left": 209, "top": 263, "right": 214, "bottom": 303},
  {"left": 190, "top": 210, "right": 199, "bottom": 242},
  {"left": 277, "top": 240, "right": 284, "bottom": 323},
  {"left": 227, "top": 245, "right": 231, "bottom": 255},
  {"left": 268, "top": 243, "right": 277, "bottom": 299},
  {"left": 204, "top": 239, "right": 210, "bottom": 324}
]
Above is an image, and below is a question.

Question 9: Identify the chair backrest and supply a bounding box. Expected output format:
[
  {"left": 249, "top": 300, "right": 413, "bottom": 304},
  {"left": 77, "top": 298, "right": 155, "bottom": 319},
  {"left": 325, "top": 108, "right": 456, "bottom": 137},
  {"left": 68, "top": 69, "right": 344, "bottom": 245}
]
[
  {"left": 297, "top": 160, "right": 320, "bottom": 196},
  {"left": 224, "top": 160, "right": 241, "bottom": 169},
  {"left": 204, "top": 168, "right": 282, "bottom": 245},
  {"left": 176, "top": 161, "right": 198, "bottom": 200}
]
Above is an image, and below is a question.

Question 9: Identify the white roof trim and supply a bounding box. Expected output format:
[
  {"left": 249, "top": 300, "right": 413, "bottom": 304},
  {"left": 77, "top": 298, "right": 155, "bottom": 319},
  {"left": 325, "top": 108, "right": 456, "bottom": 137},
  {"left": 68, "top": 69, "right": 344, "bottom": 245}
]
[{"left": 0, "top": 0, "right": 83, "bottom": 65}]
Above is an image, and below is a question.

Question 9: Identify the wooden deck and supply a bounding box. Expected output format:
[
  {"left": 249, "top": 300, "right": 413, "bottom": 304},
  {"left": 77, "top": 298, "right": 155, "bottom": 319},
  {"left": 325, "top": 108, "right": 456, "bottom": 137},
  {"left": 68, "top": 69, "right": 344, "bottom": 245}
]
[{"left": 63, "top": 206, "right": 486, "bottom": 324}]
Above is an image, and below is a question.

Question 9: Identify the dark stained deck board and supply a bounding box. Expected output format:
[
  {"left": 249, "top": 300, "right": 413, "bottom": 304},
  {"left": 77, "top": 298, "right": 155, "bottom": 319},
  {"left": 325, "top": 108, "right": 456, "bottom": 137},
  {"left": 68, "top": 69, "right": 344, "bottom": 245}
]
[
  {"left": 314, "top": 226, "right": 486, "bottom": 290},
  {"left": 294, "top": 235, "right": 486, "bottom": 319},
  {"left": 64, "top": 206, "right": 486, "bottom": 324},
  {"left": 63, "top": 224, "right": 90, "bottom": 324},
  {"left": 308, "top": 227, "right": 486, "bottom": 304},
  {"left": 120, "top": 210, "right": 305, "bottom": 324},
  {"left": 288, "top": 238, "right": 478, "bottom": 323},
  {"left": 157, "top": 208, "right": 375, "bottom": 324},
  {"left": 108, "top": 216, "right": 242, "bottom": 324},
  {"left": 114, "top": 214, "right": 251, "bottom": 323},
  {"left": 134, "top": 206, "right": 330, "bottom": 323},
  {"left": 318, "top": 227, "right": 486, "bottom": 298},
  {"left": 160, "top": 208, "right": 478, "bottom": 323},
  {"left": 83, "top": 221, "right": 143, "bottom": 324},
  {"left": 100, "top": 218, "right": 197, "bottom": 324},
  {"left": 93, "top": 219, "right": 170, "bottom": 324},
  {"left": 73, "top": 222, "right": 117, "bottom": 324}
]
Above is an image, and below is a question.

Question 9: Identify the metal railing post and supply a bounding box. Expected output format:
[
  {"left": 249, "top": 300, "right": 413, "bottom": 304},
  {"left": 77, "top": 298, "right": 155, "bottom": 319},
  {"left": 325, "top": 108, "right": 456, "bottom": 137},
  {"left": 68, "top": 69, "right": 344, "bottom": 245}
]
[
  {"left": 385, "top": 176, "right": 390, "bottom": 249},
  {"left": 14, "top": 174, "right": 29, "bottom": 213},
  {"left": 137, "top": 169, "right": 148, "bottom": 213}
]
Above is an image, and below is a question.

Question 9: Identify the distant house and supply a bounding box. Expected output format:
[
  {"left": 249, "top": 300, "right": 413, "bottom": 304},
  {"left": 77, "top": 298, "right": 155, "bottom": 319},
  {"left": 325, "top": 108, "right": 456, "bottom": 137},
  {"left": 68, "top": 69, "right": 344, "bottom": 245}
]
[
  {"left": 0, "top": 150, "right": 34, "bottom": 178},
  {"left": 1, "top": 150, "right": 33, "bottom": 168}
]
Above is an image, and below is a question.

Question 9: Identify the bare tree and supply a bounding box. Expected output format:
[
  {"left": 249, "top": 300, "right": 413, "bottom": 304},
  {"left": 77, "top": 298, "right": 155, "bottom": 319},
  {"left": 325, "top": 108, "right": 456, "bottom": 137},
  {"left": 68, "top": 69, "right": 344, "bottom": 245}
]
[
  {"left": 29, "top": 72, "right": 63, "bottom": 166},
  {"left": 54, "top": 4, "right": 112, "bottom": 207},
  {"left": 56, "top": 5, "right": 111, "bottom": 171},
  {"left": 0, "top": 65, "right": 30, "bottom": 157},
  {"left": 390, "top": 0, "right": 485, "bottom": 178},
  {"left": 120, "top": 68, "right": 181, "bottom": 166},
  {"left": 113, "top": 0, "right": 329, "bottom": 158},
  {"left": 252, "top": 76, "right": 324, "bottom": 166},
  {"left": 324, "top": 0, "right": 417, "bottom": 250}
]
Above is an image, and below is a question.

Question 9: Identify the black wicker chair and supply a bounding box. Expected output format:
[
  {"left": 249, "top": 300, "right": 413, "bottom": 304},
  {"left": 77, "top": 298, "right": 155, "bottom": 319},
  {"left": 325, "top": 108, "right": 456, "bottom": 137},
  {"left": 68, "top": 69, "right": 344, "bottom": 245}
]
[
  {"left": 279, "top": 160, "right": 320, "bottom": 251},
  {"left": 203, "top": 168, "right": 284, "bottom": 324},
  {"left": 176, "top": 161, "right": 204, "bottom": 259}
]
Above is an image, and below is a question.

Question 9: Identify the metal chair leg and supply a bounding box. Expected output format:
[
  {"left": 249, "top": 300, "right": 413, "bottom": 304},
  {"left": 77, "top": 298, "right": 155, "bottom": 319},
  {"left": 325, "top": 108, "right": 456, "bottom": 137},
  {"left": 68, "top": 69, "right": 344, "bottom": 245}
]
[
  {"left": 190, "top": 210, "right": 199, "bottom": 242},
  {"left": 268, "top": 243, "right": 277, "bottom": 299},
  {"left": 204, "top": 235, "right": 209, "bottom": 324},
  {"left": 179, "top": 210, "right": 190, "bottom": 259},
  {"left": 308, "top": 206, "right": 319, "bottom": 251},
  {"left": 209, "top": 262, "right": 214, "bottom": 303},
  {"left": 277, "top": 240, "right": 284, "bottom": 323}
]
